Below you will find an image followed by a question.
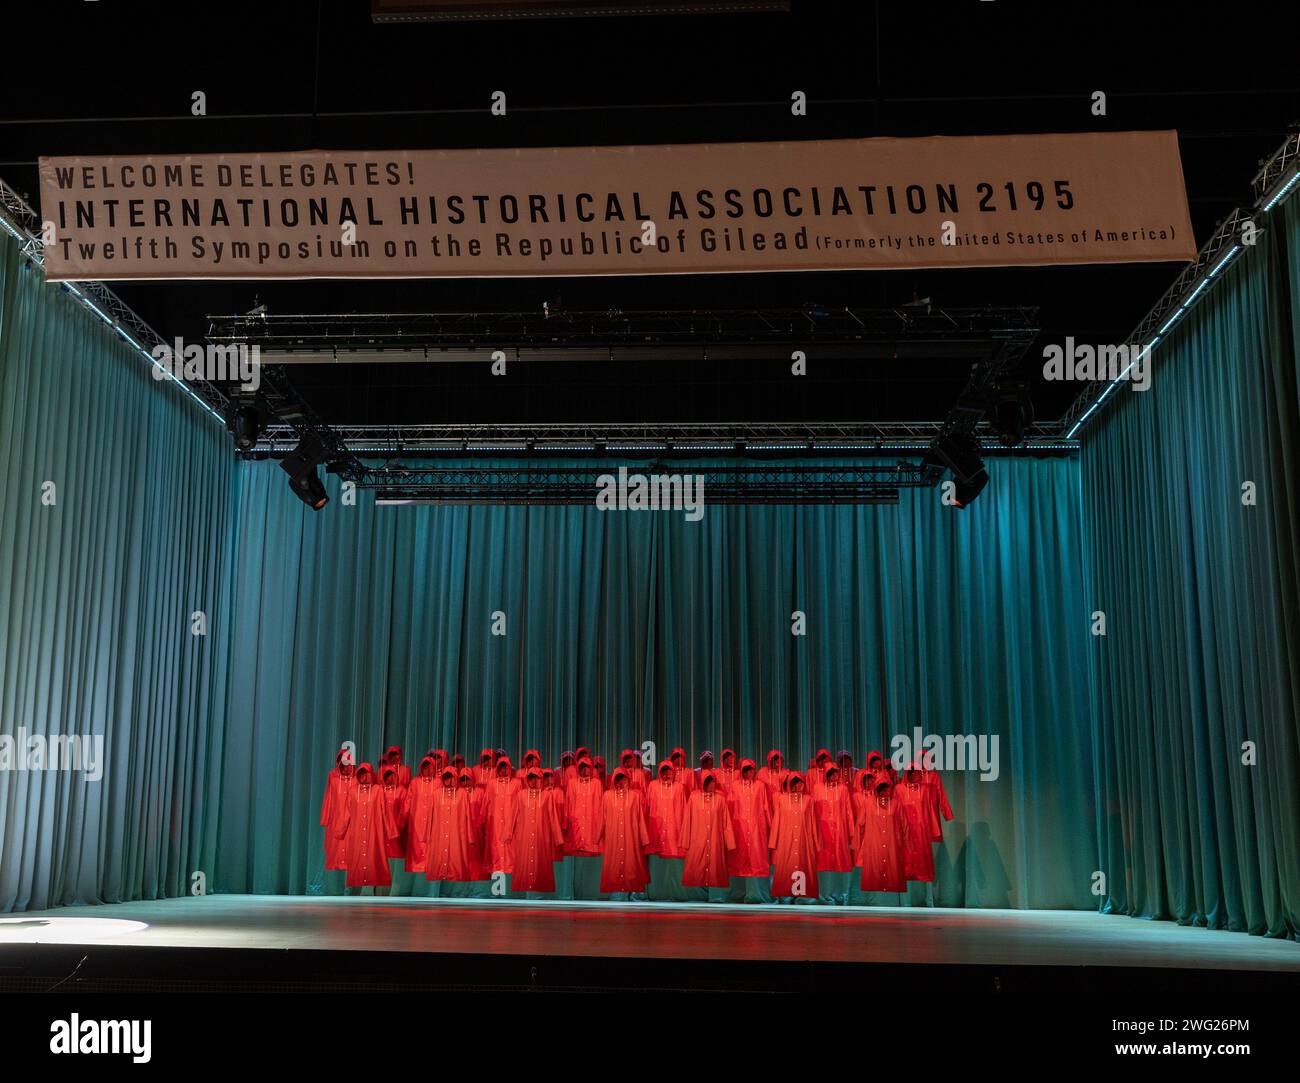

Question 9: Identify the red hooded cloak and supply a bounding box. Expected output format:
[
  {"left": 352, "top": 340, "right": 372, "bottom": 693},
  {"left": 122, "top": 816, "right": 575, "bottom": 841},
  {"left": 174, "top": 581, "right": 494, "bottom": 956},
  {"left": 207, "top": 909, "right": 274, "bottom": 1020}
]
[
  {"left": 645, "top": 760, "right": 689, "bottom": 858},
  {"left": 682, "top": 771, "right": 736, "bottom": 888},
  {"left": 813, "top": 765, "right": 855, "bottom": 873},
  {"left": 485, "top": 758, "right": 521, "bottom": 874},
  {"left": 320, "top": 748, "right": 356, "bottom": 871},
  {"left": 563, "top": 758, "right": 604, "bottom": 856},
  {"left": 511, "top": 769, "right": 565, "bottom": 891},
  {"left": 726, "top": 758, "right": 772, "bottom": 878},
  {"left": 404, "top": 756, "right": 440, "bottom": 873},
  {"left": 768, "top": 772, "right": 820, "bottom": 898},
  {"left": 756, "top": 749, "right": 789, "bottom": 800},
  {"left": 334, "top": 763, "right": 399, "bottom": 887},
  {"left": 597, "top": 768, "right": 651, "bottom": 892},
  {"left": 857, "top": 778, "right": 908, "bottom": 892}
]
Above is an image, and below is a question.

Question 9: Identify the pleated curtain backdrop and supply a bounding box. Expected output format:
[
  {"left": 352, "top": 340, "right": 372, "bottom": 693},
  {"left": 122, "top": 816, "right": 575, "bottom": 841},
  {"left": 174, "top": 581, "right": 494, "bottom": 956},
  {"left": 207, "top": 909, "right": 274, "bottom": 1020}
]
[
  {"left": 1082, "top": 199, "right": 1300, "bottom": 938},
  {"left": 0, "top": 239, "right": 235, "bottom": 913},
  {"left": 216, "top": 455, "right": 1095, "bottom": 907}
]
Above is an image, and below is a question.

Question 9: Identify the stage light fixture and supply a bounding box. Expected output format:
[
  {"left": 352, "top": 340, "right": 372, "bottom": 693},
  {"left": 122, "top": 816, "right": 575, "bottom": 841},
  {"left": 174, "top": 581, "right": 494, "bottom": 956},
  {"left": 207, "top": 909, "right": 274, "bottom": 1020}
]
[
  {"left": 930, "top": 432, "right": 989, "bottom": 509},
  {"left": 279, "top": 433, "right": 330, "bottom": 510},
  {"left": 991, "top": 382, "right": 1034, "bottom": 447},
  {"left": 224, "top": 399, "right": 267, "bottom": 452}
]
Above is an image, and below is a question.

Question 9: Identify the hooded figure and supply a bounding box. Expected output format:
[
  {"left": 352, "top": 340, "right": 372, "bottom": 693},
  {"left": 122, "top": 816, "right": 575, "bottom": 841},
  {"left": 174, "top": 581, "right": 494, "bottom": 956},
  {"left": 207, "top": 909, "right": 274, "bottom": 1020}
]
[
  {"left": 835, "top": 750, "right": 857, "bottom": 791},
  {"left": 618, "top": 749, "right": 649, "bottom": 791},
  {"left": 814, "top": 765, "right": 855, "bottom": 874},
  {"left": 558, "top": 751, "right": 576, "bottom": 790},
  {"left": 511, "top": 768, "right": 564, "bottom": 892},
  {"left": 458, "top": 768, "right": 487, "bottom": 878},
  {"left": 682, "top": 771, "right": 736, "bottom": 888},
  {"left": 865, "top": 748, "right": 899, "bottom": 786},
  {"left": 320, "top": 747, "right": 356, "bottom": 871},
  {"left": 424, "top": 767, "right": 479, "bottom": 882},
  {"left": 541, "top": 768, "right": 568, "bottom": 859},
  {"left": 896, "top": 764, "right": 940, "bottom": 882},
  {"left": 473, "top": 748, "right": 496, "bottom": 788},
  {"left": 915, "top": 750, "right": 955, "bottom": 841},
  {"left": 694, "top": 751, "right": 715, "bottom": 790},
  {"left": 570, "top": 746, "right": 592, "bottom": 786},
  {"left": 807, "top": 749, "right": 833, "bottom": 795},
  {"left": 380, "top": 764, "right": 410, "bottom": 860},
  {"left": 757, "top": 750, "right": 789, "bottom": 799},
  {"left": 645, "top": 760, "right": 688, "bottom": 858},
  {"left": 727, "top": 758, "right": 773, "bottom": 878},
  {"left": 592, "top": 755, "right": 608, "bottom": 788},
  {"left": 768, "top": 771, "right": 820, "bottom": 899},
  {"left": 851, "top": 769, "right": 878, "bottom": 848},
  {"left": 405, "top": 755, "right": 440, "bottom": 873},
  {"left": 669, "top": 747, "right": 695, "bottom": 795},
  {"left": 334, "top": 763, "right": 399, "bottom": 887},
  {"left": 516, "top": 749, "right": 543, "bottom": 780},
  {"left": 485, "top": 757, "right": 521, "bottom": 874},
  {"left": 430, "top": 749, "right": 449, "bottom": 776},
  {"left": 563, "top": 757, "right": 604, "bottom": 856},
  {"left": 597, "top": 767, "right": 651, "bottom": 893},
  {"left": 716, "top": 749, "right": 739, "bottom": 794},
  {"left": 380, "top": 746, "right": 411, "bottom": 788},
  {"left": 857, "top": 778, "right": 907, "bottom": 892}
]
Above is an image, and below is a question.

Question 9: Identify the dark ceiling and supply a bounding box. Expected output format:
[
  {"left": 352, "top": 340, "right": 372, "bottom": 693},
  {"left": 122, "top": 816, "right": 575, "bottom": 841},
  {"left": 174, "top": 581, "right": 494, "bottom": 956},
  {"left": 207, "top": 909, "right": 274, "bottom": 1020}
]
[{"left": 1, "top": 0, "right": 1296, "bottom": 429}]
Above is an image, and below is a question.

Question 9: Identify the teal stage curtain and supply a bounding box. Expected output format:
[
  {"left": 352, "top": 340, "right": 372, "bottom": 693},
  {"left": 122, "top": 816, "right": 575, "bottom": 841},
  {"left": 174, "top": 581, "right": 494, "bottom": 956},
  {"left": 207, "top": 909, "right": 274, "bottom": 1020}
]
[
  {"left": 1081, "top": 198, "right": 1300, "bottom": 938},
  {"left": 0, "top": 237, "right": 235, "bottom": 913}
]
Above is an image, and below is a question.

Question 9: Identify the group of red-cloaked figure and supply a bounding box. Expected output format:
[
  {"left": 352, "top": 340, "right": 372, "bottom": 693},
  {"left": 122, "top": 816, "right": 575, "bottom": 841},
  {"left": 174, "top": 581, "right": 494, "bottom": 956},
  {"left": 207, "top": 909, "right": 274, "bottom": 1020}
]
[{"left": 321, "top": 744, "right": 952, "bottom": 901}]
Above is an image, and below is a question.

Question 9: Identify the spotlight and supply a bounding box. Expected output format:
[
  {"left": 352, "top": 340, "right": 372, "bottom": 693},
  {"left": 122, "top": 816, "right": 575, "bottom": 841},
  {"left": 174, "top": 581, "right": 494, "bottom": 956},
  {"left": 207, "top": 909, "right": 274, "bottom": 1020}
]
[
  {"left": 991, "top": 381, "right": 1034, "bottom": 447},
  {"left": 930, "top": 432, "right": 988, "bottom": 509},
  {"left": 224, "top": 398, "right": 268, "bottom": 452},
  {"left": 287, "top": 469, "right": 329, "bottom": 510},
  {"left": 279, "top": 433, "right": 330, "bottom": 510}
]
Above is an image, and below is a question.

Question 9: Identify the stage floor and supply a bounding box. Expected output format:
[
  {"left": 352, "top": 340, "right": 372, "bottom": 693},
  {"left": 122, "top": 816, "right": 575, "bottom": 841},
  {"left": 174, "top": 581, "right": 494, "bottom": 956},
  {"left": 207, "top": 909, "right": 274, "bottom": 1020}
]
[{"left": 4, "top": 895, "right": 1299, "bottom": 977}]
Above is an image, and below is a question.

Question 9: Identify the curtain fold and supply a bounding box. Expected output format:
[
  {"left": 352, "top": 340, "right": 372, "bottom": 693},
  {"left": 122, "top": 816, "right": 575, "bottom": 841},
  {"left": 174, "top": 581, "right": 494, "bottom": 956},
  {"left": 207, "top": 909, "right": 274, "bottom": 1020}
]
[{"left": 1082, "top": 199, "right": 1300, "bottom": 938}]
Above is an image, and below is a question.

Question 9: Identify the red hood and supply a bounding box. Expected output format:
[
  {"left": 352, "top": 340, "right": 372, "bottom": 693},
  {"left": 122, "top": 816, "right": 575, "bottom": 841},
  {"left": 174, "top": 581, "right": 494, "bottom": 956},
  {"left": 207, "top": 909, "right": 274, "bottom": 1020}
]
[
  {"left": 610, "top": 767, "right": 630, "bottom": 788},
  {"left": 356, "top": 763, "right": 377, "bottom": 785},
  {"left": 522, "top": 749, "right": 542, "bottom": 767},
  {"left": 478, "top": 748, "right": 495, "bottom": 766},
  {"left": 739, "top": 757, "right": 758, "bottom": 778},
  {"left": 865, "top": 750, "right": 886, "bottom": 771},
  {"left": 576, "top": 757, "right": 596, "bottom": 779},
  {"left": 874, "top": 778, "right": 894, "bottom": 798},
  {"left": 721, "top": 748, "right": 736, "bottom": 767},
  {"left": 699, "top": 769, "right": 719, "bottom": 792},
  {"left": 541, "top": 768, "right": 557, "bottom": 787},
  {"left": 670, "top": 746, "right": 688, "bottom": 767},
  {"left": 439, "top": 767, "right": 457, "bottom": 787},
  {"left": 523, "top": 767, "right": 543, "bottom": 788},
  {"left": 656, "top": 760, "right": 675, "bottom": 781},
  {"left": 384, "top": 745, "right": 403, "bottom": 764},
  {"left": 785, "top": 770, "right": 807, "bottom": 793},
  {"left": 765, "top": 749, "right": 784, "bottom": 770},
  {"left": 620, "top": 749, "right": 640, "bottom": 769},
  {"left": 822, "top": 764, "right": 840, "bottom": 784},
  {"left": 495, "top": 757, "right": 515, "bottom": 778},
  {"left": 335, "top": 747, "right": 354, "bottom": 770},
  {"left": 575, "top": 746, "right": 592, "bottom": 761},
  {"left": 856, "top": 770, "right": 877, "bottom": 793},
  {"left": 381, "top": 765, "right": 400, "bottom": 786},
  {"left": 417, "top": 755, "right": 437, "bottom": 778},
  {"left": 457, "top": 768, "right": 475, "bottom": 787}
]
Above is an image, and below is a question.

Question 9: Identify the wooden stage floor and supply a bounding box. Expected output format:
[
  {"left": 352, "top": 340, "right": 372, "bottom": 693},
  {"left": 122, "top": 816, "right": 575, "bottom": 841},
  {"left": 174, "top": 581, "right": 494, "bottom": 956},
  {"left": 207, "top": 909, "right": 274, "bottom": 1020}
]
[{"left": 3, "top": 895, "right": 1298, "bottom": 992}]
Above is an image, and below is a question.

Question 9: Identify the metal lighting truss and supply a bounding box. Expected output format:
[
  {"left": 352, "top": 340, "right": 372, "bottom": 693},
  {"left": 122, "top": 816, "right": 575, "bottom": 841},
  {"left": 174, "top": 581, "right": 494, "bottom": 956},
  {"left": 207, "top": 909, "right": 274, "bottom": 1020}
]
[
  {"left": 1060, "top": 126, "right": 1300, "bottom": 439},
  {"left": 0, "top": 177, "right": 229, "bottom": 423},
  {"left": 362, "top": 461, "right": 936, "bottom": 505},
  {"left": 205, "top": 304, "right": 1042, "bottom": 360},
  {"left": 254, "top": 418, "right": 1070, "bottom": 455}
]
